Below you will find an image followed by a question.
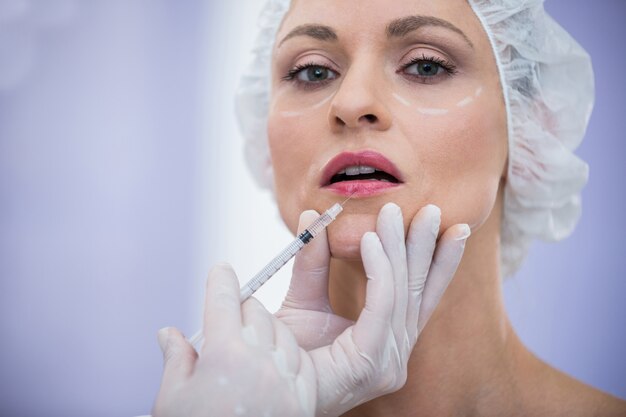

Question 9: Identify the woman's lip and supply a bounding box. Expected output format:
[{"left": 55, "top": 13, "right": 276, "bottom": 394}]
[
  {"left": 320, "top": 150, "right": 404, "bottom": 186},
  {"left": 324, "top": 180, "right": 401, "bottom": 197}
]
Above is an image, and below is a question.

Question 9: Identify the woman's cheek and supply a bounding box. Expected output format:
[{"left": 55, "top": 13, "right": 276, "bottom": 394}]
[
  {"left": 268, "top": 114, "right": 325, "bottom": 236},
  {"left": 417, "top": 108, "right": 505, "bottom": 232},
  {"left": 268, "top": 116, "right": 300, "bottom": 231},
  {"left": 439, "top": 175, "right": 501, "bottom": 233}
]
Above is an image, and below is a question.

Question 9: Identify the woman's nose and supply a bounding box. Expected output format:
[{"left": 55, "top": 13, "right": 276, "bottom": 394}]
[{"left": 328, "top": 64, "right": 392, "bottom": 133}]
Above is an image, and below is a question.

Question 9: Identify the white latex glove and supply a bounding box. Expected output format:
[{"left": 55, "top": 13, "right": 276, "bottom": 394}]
[
  {"left": 276, "top": 203, "right": 470, "bottom": 416},
  {"left": 152, "top": 264, "right": 317, "bottom": 417}
]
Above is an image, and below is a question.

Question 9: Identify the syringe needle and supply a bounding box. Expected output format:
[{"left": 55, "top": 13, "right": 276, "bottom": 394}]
[{"left": 340, "top": 191, "right": 357, "bottom": 207}]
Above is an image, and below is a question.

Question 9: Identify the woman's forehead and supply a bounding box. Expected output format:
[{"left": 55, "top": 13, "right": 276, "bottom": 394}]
[{"left": 279, "top": 0, "right": 484, "bottom": 45}]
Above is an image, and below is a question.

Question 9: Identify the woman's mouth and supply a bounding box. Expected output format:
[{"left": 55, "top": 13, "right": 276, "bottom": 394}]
[{"left": 320, "top": 150, "right": 403, "bottom": 197}]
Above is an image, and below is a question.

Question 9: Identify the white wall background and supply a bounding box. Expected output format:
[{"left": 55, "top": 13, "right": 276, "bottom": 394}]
[{"left": 198, "top": 0, "right": 293, "bottom": 321}]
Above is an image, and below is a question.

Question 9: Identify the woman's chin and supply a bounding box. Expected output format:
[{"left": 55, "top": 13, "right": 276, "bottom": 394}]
[{"left": 326, "top": 213, "right": 378, "bottom": 260}]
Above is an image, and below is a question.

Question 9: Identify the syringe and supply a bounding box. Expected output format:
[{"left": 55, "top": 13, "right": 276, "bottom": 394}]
[{"left": 188, "top": 197, "right": 352, "bottom": 350}]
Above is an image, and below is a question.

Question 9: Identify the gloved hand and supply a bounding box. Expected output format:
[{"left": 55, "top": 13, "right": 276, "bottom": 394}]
[
  {"left": 152, "top": 264, "right": 317, "bottom": 417},
  {"left": 276, "top": 203, "right": 469, "bottom": 416},
  {"left": 152, "top": 203, "right": 469, "bottom": 417}
]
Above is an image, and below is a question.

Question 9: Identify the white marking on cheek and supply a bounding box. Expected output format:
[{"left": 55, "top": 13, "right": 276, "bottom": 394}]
[
  {"left": 279, "top": 110, "right": 304, "bottom": 118},
  {"left": 475, "top": 86, "right": 483, "bottom": 97},
  {"left": 456, "top": 96, "right": 474, "bottom": 107},
  {"left": 269, "top": 89, "right": 287, "bottom": 113},
  {"left": 279, "top": 93, "right": 334, "bottom": 118},
  {"left": 311, "top": 93, "right": 334, "bottom": 109},
  {"left": 339, "top": 392, "right": 354, "bottom": 405},
  {"left": 417, "top": 107, "right": 449, "bottom": 116},
  {"left": 392, "top": 92, "right": 411, "bottom": 107},
  {"left": 241, "top": 325, "right": 258, "bottom": 346}
]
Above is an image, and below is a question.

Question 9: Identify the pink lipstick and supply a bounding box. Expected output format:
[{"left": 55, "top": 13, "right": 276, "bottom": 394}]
[{"left": 320, "top": 150, "right": 403, "bottom": 197}]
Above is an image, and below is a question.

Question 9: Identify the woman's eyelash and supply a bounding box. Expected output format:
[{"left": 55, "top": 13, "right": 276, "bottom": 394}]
[
  {"left": 282, "top": 54, "right": 458, "bottom": 85},
  {"left": 401, "top": 54, "right": 458, "bottom": 75},
  {"left": 282, "top": 62, "right": 329, "bottom": 81}
]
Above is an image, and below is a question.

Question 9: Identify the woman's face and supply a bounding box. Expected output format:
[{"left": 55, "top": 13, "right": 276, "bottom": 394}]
[{"left": 268, "top": 0, "right": 508, "bottom": 259}]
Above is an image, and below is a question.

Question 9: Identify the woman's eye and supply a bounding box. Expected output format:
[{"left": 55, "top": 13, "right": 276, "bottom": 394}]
[
  {"left": 296, "top": 65, "right": 337, "bottom": 82},
  {"left": 405, "top": 60, "right": 444, "bottom": 77},
  {"left": 290, "top": 65, "right": 337, "bottom": 83}
]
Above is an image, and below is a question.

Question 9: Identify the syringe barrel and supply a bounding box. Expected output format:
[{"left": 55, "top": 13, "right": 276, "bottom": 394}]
[
  {"left": 188, "top": 202, "right": 344, "bottom": 352},
  {"left": 191, "top": 237, "right": 306, "bottom": 350},
  {"left": 306, "top": 203, "right": 343, "bottom": 237},
  {"left": 239, "top": 237, "right": 305, "bottom": 302},
  {"left": 239, "top": 203, "right": 343, "bottom": 302}
]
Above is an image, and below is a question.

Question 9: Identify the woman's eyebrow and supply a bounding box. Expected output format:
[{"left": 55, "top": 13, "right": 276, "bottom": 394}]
[
  {"left": 278, "top": 24, "right": 338, "bottom": 48},
  {"left": 387, "top": 15, "right": 474, "bottom": 48},
  {"left": 278, "top": 16, "right": 473, "bottom": 49}
]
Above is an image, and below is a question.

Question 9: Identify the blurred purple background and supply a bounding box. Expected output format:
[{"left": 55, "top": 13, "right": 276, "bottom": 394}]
[
  {"left": 0, "top": 1, "right": 624, "bottom": 416},
  {"left": 505, "top": 0, "right": 626, "bottom": 401}
]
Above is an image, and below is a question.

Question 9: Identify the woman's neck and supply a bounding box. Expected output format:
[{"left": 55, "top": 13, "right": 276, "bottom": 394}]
[
  {"left": 329, "top": 184, "right": 626, "bottom": 417},
  {"left": 327, "top": 193, "right": 529, "bottom": 416},
  {"left": 327, "top": 191, "right": 626, "bottom": 416}
]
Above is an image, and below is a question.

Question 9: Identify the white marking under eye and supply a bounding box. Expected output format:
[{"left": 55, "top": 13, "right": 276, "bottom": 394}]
[
  {"left": 392, "top": 92, "right": 411, "bottom": 107},
  {"left": 311, "top": 94, "right": 334, "bottom": 109},
  {"left": 279, "top": 110, "right": 303, "bottom": 117},
  {"left": 475, "top": 86, "right": 483, "bottom": 97},
  {"left": 456, "top": 96, "right": 474, "bottom": 107},
  {"left": 279, "top": 94, "right": 334, "bottom": 118},
  {"left": 417, "top": 107, "right": 449, "bottom": 116}
]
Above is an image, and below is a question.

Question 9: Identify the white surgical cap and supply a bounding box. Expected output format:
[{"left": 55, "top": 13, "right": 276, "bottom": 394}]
[{"left": 234, "top": 0, "right": 595, "bottom": 277}]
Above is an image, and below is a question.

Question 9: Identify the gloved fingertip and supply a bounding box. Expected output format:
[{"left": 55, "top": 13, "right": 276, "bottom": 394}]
[
  {"left": 361, "top": 231, "right": 380, "bottom": 245},
  {"left": 207, "top": 262, "right": 238, "bottom": 289},
  {"left": 453, "top": 224, "right": 471, "bottom": 241},
  {"left": 361, "top": 232, "right": 384, "bottom": 281},
  {"left": 423, "top": 204, "right": 442, "bottom": 234},
  {"left": 423, "top": 203, "right": 441, "bottom": 216},
  {"left": 297, "top": 210, "right": 320, "bottom": 233},
  {"left": 213, "top": 262, "right": 233, "bottom": 271},
  {"left": 157, "top": 327, "right": 171, "bottom": 352},
  {"left": 381, "top": 201, "right": 401, "bottom": 214}
]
